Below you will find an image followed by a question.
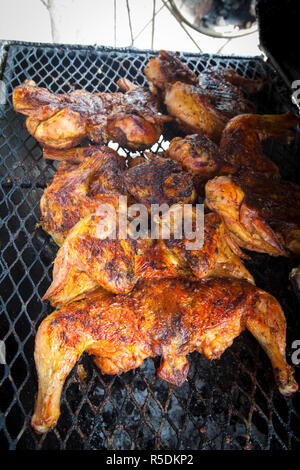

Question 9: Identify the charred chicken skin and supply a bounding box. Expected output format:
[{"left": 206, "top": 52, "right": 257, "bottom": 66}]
[
  {"left": 220, "top": 112, "right": 300, "bottom": 178},
  {"left": 32, "top": 277, "right": 298, "bottom": 433},
  {"left": 40, "top": 149, "right": 197, "bottom": 245},
  {"left": 123, "top": 156, "right": 196, "bottom": 209},
  {"left": 167, "top": 113, "right": 300, "bottom": 191},
  {"left": 144, "top": 50, "right": 263, "bottom": 141},
  {"left": 144, "top": 49, "right": 199, "bottom": 95},
  {"left": 42, "top": 210, "right": 253, "bottom": 306},
  {"left": 40, "top": 146, "right": 127, "bottom": 245},
  {"left": 205, "top": 173, "right": 300, "bottom": 256},
  {"left": 43, "top": 145, "right": 98, "bottom": 164},
  {"left": 167, "top": 134, "right": 235, "bottom": 192},
  {"left": 13, "top": 78, "right": 169, "bottom": 151}
]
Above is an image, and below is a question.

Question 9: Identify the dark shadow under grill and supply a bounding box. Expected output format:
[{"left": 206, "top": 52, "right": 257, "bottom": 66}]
[{"left": 0, "top": 41, "right": 299, "bottom": 450}]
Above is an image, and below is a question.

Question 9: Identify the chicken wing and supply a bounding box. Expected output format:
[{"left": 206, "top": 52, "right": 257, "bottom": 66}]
[
  {"left": 144, "top": 50, "right": 263, "bottom": 141},
  {"left": 32, "top": 277, "right": 298, "bottom": 433},
  {"left": 13, "top": 79, "right": 169, "bottom": 151},
  {"left": 205, "top": 173, "right": 300, "bottom": 256},
  {"left": 43, "top": 145, "right": 96, "bottom": 163},
  {"left": 42, "top": 210, "right": 253, "bottom": 306},
  {"left": 220, "top": 113, "right": 300, "bottom": 178},
  {"left": 144, "top": 49, "right": 199, "bottom": 96},
  {"left": 40, "top": 146, "right": 127, "bottom": 245},
  {"left": 123, "top": 156, "right": 196, "bottom": 209}
]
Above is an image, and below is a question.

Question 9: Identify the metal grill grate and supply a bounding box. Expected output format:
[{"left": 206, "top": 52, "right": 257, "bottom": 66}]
[{"left": 0, "top": 41, "right": 299, "bottom": 450}]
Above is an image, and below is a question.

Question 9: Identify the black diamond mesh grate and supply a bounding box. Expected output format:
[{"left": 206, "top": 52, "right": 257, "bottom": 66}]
[{"left": 0, "top": 41, "right": 300, "bottom": 450}]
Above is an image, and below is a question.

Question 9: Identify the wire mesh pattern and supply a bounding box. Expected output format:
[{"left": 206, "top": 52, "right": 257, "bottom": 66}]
[{"left": 0, "top": 41, "right": 299, "bottom": 450}]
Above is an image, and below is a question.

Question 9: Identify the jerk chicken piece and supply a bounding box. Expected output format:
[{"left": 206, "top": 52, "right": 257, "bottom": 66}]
[
  {"left": 205, "top": 173, "right": 300, "bottom": 256},
  {"left": 40, "top": 148, "right": 196, "bottom": 245},
  {"left": 42, "top": 145, "right": 97, "bottom": 164},
  {"left": 40, "top": 146, "right": 127, "bottom": 245},
  {"left": 42, "top": 210, "right": 253, "bottom": 306},
  {"left": 167, "top": 113, "right": 300, "bottom": 192},
  {"left": 123, "top": 155, "right": 196, "bottom": 209},
  {"left": 13, "top": 78, "right": 169, "bottom": 151},
  {"left": 144, "top": 50, "right": 263, "bottom": 141},
  {"left": 144, "top": 49, "right": 199, "bottom": 95},
  {"left": 32, "top": 278, "right": 298, "bottom": 433}
]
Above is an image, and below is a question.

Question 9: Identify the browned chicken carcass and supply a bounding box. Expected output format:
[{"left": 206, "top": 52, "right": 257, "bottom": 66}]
[
  {"left": 32, "top": 277, "right": 298, "bottom": 433},
  {"left": 167, "top": 113, "right": 300, "bottom": 192},
  {"left": 40, "top": 147, "right": 198, "bottom": 245},
  {"left": 43, "top": 145, "right": 98, "bottom": 164},
  {"left": 205, "top": 173, "right": 300, "bottom": 256},
  {"left": 42, "top": 210, "right": 253, "bottom": 306},
  {"left": 123, "top": 155, "right": 196, "bottom": 209},
  {"left": 144, "top": 50, "right": 263, "bottom": 141},
  {"left": 13, "top": 78, "right": 169, "bottom": 151},
  {"left": 40, "top": 146, "right": 127, "bottom": 245}
]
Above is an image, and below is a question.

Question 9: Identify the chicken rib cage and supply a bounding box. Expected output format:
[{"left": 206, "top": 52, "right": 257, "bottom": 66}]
[{"left": 0, "top": 41, "right": 300, "bottom": 450}]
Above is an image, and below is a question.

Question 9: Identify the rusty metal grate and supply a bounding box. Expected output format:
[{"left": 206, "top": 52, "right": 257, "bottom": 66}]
[{"left": 0, "top": 41, "right": 299, "bottom": 450}]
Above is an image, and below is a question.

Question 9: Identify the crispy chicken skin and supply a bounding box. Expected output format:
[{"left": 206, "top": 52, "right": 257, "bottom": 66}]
[
  {"left": 167, "top": 113, "right": 300, "bottom": 192},
  {"left": 123, "top": 156, "right": 196, "bottom": 209},
  {"left": 43, "top": 145, "right": 98, "bottom": 163},
  {"left": 220, "top": 113, "right": 300, "bottom": 177},
  {"left": 40, "top": 150, "right": 197, "bottom": 244},
  {"left": 42, "top": 211, "right": 253, "bottom": 306},
  {"left": 198, "top": 66, "right": 264, "bottom": 96},
  {"left": 13, "top": 79, "right": 169, "bottom": 151},
  {"left": 167, "top": 134, "right": 235, "bottom": 191},
  {"left": 205, "top": 173, "right": 300, "bottom": 256},
  {"left": 144, "top": 50, "right": 199, "bottom": 95},
  {"left": 163, "top": 82, "right": 244, "bottom": 141},
  {"left": 32, "top": 278, "right": 298, "bottom": 433},
  {"left": 40, "top": 146, "right": 127, "bottom": 245},
  {"left": 144, "top": 50, "right": 262, "bottom": 141}
]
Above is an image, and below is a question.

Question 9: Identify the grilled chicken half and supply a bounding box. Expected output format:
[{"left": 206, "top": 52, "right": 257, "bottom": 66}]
[
  {"left": 32, "top": 277, "right": 298, "bottom": 433},
  {"left": 205, "top": 173, "right": 300, "bottom": 256},
  {"left": 144, "top": 50, "right": 263, "bottom": 141},
  {"left": 42, "top": 210, "right": 253, "bottom": 306},
  {"left": 13, "top": 78, "right": 169, "bottom": 151},
  {"left": 167, "top": 113, "right": 300, "bottom": 193}
]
